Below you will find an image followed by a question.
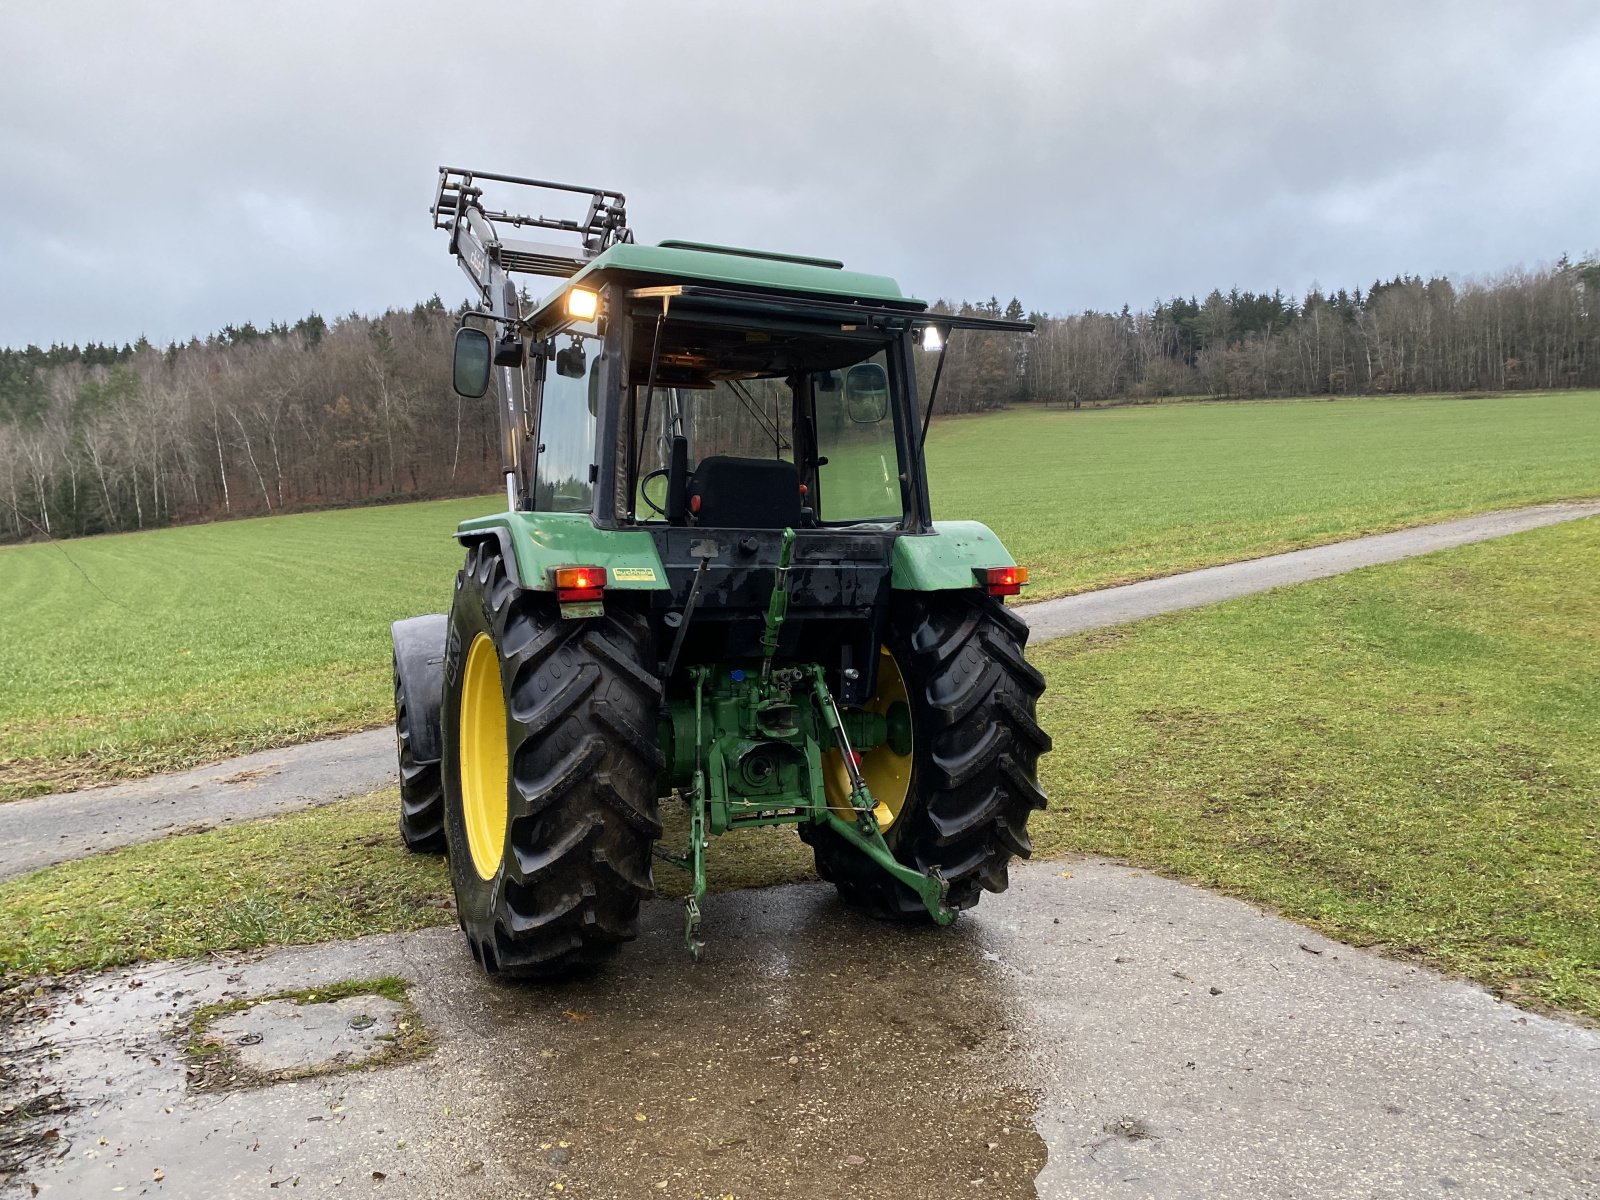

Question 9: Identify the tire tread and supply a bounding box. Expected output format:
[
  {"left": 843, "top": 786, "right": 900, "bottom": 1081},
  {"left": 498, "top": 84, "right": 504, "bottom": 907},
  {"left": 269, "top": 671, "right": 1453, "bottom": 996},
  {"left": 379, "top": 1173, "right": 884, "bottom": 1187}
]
[
  {"left": 442, "top": 549, "right": 664, "bottom": 979},
  {"left": 803, "top": 592, "right": 1051, "bottom": 919}
]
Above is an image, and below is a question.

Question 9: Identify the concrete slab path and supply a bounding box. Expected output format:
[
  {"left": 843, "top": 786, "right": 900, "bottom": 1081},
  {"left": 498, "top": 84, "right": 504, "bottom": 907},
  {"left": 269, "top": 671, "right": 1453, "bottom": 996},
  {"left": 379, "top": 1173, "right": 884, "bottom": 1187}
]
[{"left": 4, "top": 861, "right": 1596, "bottom": 1198}]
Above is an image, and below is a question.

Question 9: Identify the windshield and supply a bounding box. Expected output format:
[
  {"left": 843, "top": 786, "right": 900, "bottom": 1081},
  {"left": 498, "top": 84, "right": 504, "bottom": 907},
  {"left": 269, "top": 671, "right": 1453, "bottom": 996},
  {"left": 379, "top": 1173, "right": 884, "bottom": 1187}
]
[
  {"left": 628, "top": 316, "right": 904, "bottom": 526},
  {"left": 680, "top": 377, "right": 794, "bottom": 463}
]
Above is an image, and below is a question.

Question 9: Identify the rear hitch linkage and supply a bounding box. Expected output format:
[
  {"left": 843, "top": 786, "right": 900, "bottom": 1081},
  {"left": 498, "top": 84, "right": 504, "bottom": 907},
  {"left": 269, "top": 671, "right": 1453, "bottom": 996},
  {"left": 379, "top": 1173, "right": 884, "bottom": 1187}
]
[{"left": 661, "top": 531, "right": 953, "bottom": 960}]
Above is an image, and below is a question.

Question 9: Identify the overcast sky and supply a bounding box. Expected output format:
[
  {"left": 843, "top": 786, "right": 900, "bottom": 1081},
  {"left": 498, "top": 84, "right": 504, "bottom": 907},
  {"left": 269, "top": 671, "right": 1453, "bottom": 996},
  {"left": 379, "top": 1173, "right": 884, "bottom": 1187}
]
[{"left": 3, "top": 0, "right": 1597, "bottom": 348}]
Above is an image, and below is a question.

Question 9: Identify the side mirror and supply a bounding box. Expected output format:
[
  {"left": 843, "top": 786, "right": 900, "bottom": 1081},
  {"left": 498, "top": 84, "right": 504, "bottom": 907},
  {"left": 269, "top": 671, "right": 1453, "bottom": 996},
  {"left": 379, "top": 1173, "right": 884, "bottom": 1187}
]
[
  {"left": 452, "top": 327, "right": 492, "bottom": 398},
  {"left": 844, "top": 363, "right": 890, "bottom": 424},
  {"left": 556, "top": 340, "right": 588, "bottom": 379}
]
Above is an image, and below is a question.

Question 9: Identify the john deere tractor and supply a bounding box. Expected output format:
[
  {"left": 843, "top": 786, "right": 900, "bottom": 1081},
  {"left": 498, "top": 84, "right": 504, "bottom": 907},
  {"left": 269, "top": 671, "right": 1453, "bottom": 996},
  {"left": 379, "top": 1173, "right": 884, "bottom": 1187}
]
[{"left": 392, "top": 167, "right": 1049, "bottom": 977}]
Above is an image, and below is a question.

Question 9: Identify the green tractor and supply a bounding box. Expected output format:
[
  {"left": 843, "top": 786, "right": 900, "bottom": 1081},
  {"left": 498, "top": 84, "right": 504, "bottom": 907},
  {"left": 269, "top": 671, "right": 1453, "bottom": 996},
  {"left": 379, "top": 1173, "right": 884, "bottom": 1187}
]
[{"left": 392, "top": 167, "right": 1049, "bottom": 976}]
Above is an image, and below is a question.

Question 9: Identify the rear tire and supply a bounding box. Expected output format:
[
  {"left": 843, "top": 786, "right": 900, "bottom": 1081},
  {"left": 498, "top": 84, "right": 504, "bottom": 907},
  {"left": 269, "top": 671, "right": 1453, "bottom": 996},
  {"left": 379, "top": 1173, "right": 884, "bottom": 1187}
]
[
  {"left": 441, "top": 542, "right": 665, "bottom": 978},
  {"left": 801, "top": 591, "right": 1050, "bottom": 918}
]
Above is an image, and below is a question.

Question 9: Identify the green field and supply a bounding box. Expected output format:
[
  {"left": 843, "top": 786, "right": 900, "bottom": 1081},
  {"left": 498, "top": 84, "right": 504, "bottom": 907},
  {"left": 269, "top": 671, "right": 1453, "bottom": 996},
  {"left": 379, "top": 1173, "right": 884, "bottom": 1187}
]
[
  {"left": 0, "top": 789, "right": 821, "bottom": 977},
  {"left": 0, "top": 791, "right": 451, "bottom": 975},
  {"left": 5, "top": 518, "right": 1595, "bottom": 1018},
  {"left": 1, "top": 391, "right": 1595, "bottom": 799},
  {"left": 1033, "top": 516, "right": 1600, "bottom": 1017},
  {"left": 941, "top": 391, "right": 1599, "bottom": 595}
]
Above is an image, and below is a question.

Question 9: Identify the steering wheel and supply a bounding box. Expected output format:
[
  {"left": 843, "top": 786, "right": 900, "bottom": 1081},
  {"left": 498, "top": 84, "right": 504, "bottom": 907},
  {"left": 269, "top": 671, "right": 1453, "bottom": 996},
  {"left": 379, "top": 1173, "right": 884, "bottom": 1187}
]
[{"left": 640, "top": 468, "right": 671, "bottom": 517}]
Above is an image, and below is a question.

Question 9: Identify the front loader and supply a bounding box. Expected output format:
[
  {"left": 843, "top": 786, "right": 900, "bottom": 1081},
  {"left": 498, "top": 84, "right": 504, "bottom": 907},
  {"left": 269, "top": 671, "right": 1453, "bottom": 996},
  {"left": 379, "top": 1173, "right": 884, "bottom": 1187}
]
[{"left": 391, "top": 166, "right": 1050, "bottom": 976}]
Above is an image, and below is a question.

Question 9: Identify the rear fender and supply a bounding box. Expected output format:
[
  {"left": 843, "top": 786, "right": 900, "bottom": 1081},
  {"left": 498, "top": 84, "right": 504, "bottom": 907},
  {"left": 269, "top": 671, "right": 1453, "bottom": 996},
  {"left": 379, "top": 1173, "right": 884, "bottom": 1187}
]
[
  {"left": 455, "top": 511, "right": 669, "bottom": 592},
  {"left": 891, "top": 521, "right": 1017, "bottom": 591},
  {"left": 391, "top": 613, "right": 448, "bottom": 764}
]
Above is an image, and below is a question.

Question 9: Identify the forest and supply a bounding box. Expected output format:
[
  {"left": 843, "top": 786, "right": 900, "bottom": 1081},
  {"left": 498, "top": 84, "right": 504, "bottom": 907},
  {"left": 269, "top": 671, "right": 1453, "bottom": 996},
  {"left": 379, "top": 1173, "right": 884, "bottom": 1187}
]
[{"left": 2, "top": 253, "right": 1596, "bottom": 543}]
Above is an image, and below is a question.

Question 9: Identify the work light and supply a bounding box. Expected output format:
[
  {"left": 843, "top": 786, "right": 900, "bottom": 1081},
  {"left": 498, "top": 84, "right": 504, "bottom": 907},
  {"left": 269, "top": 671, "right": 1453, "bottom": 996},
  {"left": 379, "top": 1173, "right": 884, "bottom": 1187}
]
[{"left": 565, "top": 287, "right": 599, "bottom": 321}]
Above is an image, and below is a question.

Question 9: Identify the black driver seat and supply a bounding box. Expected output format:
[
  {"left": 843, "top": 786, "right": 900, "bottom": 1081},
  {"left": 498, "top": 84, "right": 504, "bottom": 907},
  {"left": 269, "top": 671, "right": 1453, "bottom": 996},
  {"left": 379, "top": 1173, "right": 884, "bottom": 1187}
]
[{"left": 687, "top": 455, "right": 803, "bottom": 528}]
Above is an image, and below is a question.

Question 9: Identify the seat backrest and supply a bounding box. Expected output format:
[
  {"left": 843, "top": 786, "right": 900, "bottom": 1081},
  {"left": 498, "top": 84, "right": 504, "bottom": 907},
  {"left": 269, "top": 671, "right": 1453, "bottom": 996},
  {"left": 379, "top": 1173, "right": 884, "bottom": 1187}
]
[{"left": 687, "top": 455, "right": 802, "bottom": 528}]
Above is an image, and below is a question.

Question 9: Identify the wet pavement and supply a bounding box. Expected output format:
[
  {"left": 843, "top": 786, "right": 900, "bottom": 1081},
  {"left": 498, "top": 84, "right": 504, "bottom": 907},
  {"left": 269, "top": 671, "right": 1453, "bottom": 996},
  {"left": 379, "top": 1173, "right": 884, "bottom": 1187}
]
[
  {"left": 4, "top": 860, "right": 1596, "bottom": 1199},
  {"left": 3, "top": 500, "right": 1596, "bottom": 882}
]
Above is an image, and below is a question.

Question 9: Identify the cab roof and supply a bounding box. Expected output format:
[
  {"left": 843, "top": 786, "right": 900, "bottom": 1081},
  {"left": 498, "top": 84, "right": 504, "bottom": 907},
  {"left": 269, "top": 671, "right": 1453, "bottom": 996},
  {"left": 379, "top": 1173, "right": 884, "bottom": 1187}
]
[{"left": 533, "top": 240, "right": 924, "bottom": 324}]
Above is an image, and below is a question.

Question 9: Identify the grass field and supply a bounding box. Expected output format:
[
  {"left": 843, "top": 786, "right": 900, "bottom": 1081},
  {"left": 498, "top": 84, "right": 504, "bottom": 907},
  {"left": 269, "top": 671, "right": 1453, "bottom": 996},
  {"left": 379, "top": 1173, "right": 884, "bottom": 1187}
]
[
  {"left": 1, "top": 390, "right": 1595, "bottom": 799},
  {"left": 0, "top": 792, "right": 451, "bottom": 976},
  {"left": 0, "top": 790, "right": 819, "bottom": 978},
  {"left": 1034, "top": 516, "right": 1600, "bottom": 1018},
  {"left": 4, "top": 518, "right": 1595, "bottom": 1018},
  {"left": 937, "top": 391, "right": 1599, "bottom": 595}
]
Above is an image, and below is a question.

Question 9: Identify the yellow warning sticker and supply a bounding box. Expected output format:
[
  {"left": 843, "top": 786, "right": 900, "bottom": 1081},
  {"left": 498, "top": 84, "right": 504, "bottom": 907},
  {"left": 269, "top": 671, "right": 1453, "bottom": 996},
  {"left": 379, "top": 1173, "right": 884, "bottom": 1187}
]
[{"left": 612, "top": 566, "right": 659, "bottom": 583}]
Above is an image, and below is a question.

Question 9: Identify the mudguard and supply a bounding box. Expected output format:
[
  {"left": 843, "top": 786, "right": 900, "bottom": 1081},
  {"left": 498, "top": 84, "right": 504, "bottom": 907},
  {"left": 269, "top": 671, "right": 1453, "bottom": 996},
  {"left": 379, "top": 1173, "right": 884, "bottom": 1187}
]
[
  {"left": 455, "top": 511, "right": 669, "bottom": 592},
  {"left": 391, "top": 613, "right": 448, "bottom": 764},
  {"left": 891, "top": 521, "right": 1017, "bottom": 591}
]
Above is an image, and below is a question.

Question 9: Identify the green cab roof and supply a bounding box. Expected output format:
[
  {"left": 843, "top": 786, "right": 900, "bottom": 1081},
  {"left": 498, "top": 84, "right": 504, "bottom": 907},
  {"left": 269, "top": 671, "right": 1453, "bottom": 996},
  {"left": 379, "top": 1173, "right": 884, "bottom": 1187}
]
[{"left": 536, "top": 240, "right": 923, "bottom": 321}]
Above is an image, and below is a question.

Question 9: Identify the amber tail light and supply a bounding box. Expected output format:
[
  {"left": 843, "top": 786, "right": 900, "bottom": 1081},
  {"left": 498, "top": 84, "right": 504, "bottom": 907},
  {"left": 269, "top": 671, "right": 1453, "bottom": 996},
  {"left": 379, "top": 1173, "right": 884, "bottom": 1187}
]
[
  {"left": 551, "top": 565, "right": 606, "bottom": 603},
  {"left": 976, "top": 565, "right": 1029, "bottom": 597}
]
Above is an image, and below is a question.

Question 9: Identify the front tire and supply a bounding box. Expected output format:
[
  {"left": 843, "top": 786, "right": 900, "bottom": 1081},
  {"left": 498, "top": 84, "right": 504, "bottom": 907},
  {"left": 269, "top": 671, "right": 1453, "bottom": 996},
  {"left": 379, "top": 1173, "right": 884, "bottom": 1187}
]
[
  {"left": 441, "top": 542, "right": 665, "bottom": 978},
  {"left": 802, "top": 591, "right": 1050, "bottom": 918},
  {"left": 395, "top": 652, "right": 446, "bottom": 853}
]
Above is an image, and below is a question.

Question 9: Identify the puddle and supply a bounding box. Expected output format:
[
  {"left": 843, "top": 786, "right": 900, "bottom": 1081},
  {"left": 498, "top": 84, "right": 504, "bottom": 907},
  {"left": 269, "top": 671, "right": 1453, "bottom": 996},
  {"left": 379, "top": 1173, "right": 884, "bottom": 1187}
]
[
  {"left": 493, "top": 893, "right": 1050, "bottom": 1198},
  {"left": 0, "top": 979, "right": 75, "bottom": 1187},
  {"left": 0, "top": 1089, "right": 73, "bottom": 1185}
]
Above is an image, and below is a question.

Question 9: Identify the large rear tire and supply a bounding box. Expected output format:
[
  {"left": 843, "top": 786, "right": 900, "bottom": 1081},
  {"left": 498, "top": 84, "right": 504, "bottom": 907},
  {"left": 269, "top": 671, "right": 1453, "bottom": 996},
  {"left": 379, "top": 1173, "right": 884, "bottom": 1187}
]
[
  {"left": 441, "top": 542, "right": 665, "bottom": 978},
  {"left": 802, "top": 591, "right": 1050, "bottom": 918}
]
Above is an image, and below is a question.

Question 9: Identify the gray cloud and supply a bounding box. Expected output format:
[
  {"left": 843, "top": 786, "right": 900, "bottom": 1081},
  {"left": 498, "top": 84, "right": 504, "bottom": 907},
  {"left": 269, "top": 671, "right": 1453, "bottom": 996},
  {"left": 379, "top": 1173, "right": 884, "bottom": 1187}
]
[{"left": 3, "top": 0, "right": 1596, "bottom": 346}]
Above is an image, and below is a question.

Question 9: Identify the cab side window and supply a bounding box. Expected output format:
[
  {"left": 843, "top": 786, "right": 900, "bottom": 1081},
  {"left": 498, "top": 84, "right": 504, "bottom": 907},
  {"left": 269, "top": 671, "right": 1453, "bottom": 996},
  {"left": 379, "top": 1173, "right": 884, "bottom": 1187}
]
[{"left": 533, "top": 337, "right": 599, "bottom": 513}]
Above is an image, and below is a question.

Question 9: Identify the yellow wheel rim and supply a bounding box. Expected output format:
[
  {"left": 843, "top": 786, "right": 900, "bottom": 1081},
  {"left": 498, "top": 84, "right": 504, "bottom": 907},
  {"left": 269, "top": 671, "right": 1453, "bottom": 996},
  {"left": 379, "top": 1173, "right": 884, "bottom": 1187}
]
[
  {"left": 459, "top": 631, "right": 509, "bottom": 881},
  {"left": 824, "top": 646, "right": 913, "bottom": 830}
]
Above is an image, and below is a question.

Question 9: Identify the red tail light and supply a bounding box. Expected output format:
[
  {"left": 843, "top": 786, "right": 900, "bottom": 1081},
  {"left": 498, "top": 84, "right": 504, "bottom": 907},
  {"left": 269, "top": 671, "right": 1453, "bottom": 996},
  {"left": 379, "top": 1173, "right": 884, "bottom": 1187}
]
[
  {"left": 551, "top": 565, "right": 606, "bottom": 603},
  {"left": 977, "top": 565, "right": 1029, "bottom": 597}
]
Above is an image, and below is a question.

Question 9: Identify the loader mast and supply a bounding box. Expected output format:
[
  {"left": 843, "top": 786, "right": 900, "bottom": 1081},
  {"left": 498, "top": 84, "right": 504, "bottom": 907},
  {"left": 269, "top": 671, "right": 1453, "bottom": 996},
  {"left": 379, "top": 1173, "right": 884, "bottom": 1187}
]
[{"left": 431, "top": 167, "right": 634, "bottom": 510}]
